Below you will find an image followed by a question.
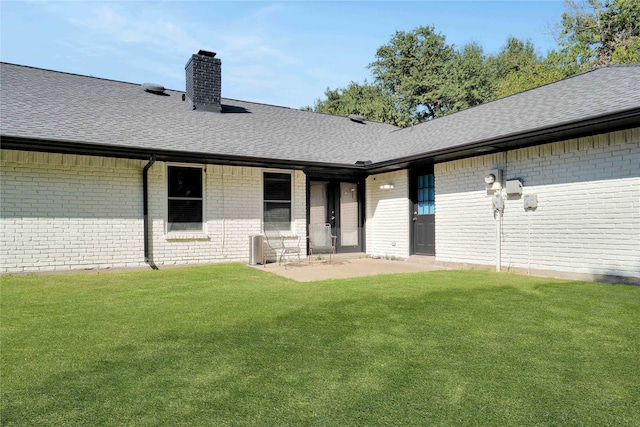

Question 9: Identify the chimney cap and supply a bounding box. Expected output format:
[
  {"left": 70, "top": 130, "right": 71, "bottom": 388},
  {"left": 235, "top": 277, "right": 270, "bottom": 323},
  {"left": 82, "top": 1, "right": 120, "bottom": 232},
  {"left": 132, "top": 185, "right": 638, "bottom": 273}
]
[{"left": 197, "top": 50, "right": 217, "bottom": 58}]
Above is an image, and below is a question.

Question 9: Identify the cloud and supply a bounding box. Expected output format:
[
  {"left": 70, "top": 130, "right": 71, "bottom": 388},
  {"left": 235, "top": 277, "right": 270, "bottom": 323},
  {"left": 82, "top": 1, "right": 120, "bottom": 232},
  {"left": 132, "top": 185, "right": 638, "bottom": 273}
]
[
  {"left": 93, "top": 5, "right": 127, "bottom": 29},
  {"left": 220, "top": 35, "right": 301, "bottom": 66},
  {"left": 251, "top": 3, "right": 287, "bottom": 21},
  {"left": 67, "top": 4, "right": 198, "bottom": 57}
]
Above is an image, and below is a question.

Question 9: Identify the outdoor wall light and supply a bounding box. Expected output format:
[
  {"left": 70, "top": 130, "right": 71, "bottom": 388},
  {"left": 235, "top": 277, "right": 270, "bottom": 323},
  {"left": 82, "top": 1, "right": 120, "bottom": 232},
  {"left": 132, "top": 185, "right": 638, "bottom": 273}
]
[{"left": 380, "top": 183, "right": 394, "bottom": 190}]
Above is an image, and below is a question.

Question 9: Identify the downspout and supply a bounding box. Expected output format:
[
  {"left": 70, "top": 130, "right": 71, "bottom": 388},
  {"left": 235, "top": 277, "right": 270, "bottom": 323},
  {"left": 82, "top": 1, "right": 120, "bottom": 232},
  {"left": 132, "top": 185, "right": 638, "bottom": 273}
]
[{"left": 143, "top": 155, "right": 158, "bottom": 270}]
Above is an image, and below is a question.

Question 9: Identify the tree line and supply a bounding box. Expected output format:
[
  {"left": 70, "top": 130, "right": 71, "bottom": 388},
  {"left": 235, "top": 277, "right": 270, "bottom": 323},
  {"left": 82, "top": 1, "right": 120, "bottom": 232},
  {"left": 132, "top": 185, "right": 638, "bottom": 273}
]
[{"left": 305, "top": 0, "right": 639, "bottom": 126}]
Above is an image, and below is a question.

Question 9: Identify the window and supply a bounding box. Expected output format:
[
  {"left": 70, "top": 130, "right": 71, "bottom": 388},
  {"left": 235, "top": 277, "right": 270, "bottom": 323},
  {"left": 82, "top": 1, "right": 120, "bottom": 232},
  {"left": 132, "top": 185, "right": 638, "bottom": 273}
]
[
  {"left": 263, "top": 172, "right": 291, "bottom": 231},
  {"left": 167, "top": 166, "right": 203, "bottom": 232},
  {"left": 417, "top": 174, "right": 435, "bottom": 215}
]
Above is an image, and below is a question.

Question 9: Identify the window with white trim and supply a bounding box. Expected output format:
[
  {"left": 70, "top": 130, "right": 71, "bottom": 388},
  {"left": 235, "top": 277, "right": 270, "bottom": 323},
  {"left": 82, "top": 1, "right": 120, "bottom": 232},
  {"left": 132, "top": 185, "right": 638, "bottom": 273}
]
[
  {"left": 167, "top": 166, "right": 203, "bottom": 232},
  {"left": 263, "top": 172, "right": 292, "bottom": 231}
]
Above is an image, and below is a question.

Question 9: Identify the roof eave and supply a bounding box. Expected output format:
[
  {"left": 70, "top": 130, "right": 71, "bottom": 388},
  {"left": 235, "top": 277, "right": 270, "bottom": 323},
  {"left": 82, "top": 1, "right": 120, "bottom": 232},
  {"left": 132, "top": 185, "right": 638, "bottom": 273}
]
[
  {"left": 366, "top": 106, "right": 640, "bottom": 174},
  {"left": 0, "top": 135, "right": 368, "bottom": 175},
  {"left": 2, "top": 106, "right": 639, "bottom": 176}
]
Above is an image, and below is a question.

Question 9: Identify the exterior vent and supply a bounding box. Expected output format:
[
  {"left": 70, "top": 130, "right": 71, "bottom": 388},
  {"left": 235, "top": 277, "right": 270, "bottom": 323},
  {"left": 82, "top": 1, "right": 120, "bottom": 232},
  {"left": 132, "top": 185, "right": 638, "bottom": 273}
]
[
  {"left": 348, "top": 114, "right": 365, "bottom": 123},
  {"left": 142, "top": 83, "right": 166, "bottom": 94}
]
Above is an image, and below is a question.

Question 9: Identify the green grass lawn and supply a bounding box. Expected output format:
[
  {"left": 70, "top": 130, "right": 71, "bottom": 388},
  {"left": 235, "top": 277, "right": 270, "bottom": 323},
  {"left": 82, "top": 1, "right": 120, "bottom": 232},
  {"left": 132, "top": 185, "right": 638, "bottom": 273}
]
[{"left": 2, "top": 265, "right": 639, "bottom": 426}]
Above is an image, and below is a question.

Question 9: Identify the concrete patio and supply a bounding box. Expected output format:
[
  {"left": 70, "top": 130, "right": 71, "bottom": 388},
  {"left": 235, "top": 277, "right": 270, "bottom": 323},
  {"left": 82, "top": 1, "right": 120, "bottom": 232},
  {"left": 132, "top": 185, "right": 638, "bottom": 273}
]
[
  {"left": 251, "top": 253, "right": 640, "bottom": 285},
  {"left": 251, "top": 254, "right": 457, "bottom": 282}
]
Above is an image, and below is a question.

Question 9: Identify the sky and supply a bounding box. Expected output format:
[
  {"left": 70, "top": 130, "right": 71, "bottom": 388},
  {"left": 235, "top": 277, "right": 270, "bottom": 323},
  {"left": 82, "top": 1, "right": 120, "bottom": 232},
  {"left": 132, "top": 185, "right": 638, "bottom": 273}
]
[{"left": 1, "top": 1, "right": 567, "bottom": 109}]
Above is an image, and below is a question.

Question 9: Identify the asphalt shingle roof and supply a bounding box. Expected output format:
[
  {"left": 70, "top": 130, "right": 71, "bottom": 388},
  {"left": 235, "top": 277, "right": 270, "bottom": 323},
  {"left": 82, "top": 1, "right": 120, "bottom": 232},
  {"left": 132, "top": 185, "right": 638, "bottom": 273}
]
[
  {"left": 2, "top": 62, "right": 639, "bottom": 168},
  {"left": 0, "top": 63, "right": 397, "bottom": 166},
  {"left": 379, "top": 64, "right": 640, "bottom": 164}
]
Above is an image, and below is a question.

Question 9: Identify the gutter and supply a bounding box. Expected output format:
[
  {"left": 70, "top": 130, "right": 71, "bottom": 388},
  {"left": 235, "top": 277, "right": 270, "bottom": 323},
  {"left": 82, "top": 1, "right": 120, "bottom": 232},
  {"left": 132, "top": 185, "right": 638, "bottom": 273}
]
[
  {"left": 143, "top": 155, "right": 158, "bottom": 270},
  {"left": 0, "top": 135, "right": 367, "bottom": 173}
]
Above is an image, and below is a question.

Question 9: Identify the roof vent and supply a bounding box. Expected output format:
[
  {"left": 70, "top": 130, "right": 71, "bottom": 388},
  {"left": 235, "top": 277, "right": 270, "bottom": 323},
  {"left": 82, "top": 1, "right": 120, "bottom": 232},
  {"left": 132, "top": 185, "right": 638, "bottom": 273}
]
[
  {"left": 348, "top": 114, "right": 365, "bottom": 123},
  {"left": 142, "top": 83, "right": 166, "bottom": 94}
]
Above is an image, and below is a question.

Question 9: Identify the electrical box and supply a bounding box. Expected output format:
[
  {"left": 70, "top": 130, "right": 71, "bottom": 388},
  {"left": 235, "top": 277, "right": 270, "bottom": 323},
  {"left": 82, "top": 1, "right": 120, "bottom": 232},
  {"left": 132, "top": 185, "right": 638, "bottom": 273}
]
[
  {"left": 492, "top": 195, "right": 504, "bottom": 212},
  {"left": 506, "top": 179, "right": 523, "bottom": 195},
  {"left": 524, "top": 194, "right": 537, "bottom": 210}
]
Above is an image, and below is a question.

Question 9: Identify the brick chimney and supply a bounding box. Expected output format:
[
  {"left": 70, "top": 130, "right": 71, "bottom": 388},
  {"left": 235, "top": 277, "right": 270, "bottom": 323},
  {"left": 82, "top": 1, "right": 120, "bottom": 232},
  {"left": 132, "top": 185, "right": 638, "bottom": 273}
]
[{"left": 185, "top": 50, "right": 221, "bottom": 113}]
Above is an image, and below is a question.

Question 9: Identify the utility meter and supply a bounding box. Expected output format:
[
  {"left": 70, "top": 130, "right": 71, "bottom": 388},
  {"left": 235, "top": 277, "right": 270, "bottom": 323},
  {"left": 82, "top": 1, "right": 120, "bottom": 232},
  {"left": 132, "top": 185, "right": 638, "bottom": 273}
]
[
  {"left": 484, "top": 174, "right": 496, "bottom": 184},
  {"left": 484, "top": 169, "right": 502, "bottom": 191}
]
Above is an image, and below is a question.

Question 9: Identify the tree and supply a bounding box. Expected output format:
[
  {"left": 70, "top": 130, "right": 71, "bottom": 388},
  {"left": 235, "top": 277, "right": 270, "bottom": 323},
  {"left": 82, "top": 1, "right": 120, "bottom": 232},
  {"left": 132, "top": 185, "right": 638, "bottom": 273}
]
[
  {"left": 443, "top": 42, "right": 496, "bottom": 113},
  {"left": 368, "top": 26, "right": 457, "bottom": 121},
  {"left": 306, "top": 81, "right": 411, "bottom": 127},
  {"left": 306, "top": 0, "right": 637, "bottom": 127},
  {"left": 308, "top": 28, "right": 513, "bottom": 124},
  {"left": 490, "top": 37, "right": 568, "bottom": 98},
  {"left": 556, "top": 0, "right": 640, "bottom": 70},
  {"left": 491, "top": 38, "right": 542, "bottom": 78}
]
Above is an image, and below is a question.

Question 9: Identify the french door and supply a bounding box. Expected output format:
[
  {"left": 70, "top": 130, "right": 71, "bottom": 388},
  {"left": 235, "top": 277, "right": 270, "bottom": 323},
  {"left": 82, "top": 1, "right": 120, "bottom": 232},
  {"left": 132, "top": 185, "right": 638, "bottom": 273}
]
[{"left": 308, "top": 179, "right": 363, "bottom": 253}]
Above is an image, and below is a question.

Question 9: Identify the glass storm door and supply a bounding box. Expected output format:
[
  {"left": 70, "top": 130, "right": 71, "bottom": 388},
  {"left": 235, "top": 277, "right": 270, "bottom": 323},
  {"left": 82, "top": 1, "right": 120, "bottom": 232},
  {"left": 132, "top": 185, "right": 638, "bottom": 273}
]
[
  {"left": 309, "top": 180, "right": 362, "bottom": 253},
  {"left": 339, "top": 182, "right": 359, "bottom": 248},
  {"left": 309, "top": 181, "right": 329, "bottom": 229}
]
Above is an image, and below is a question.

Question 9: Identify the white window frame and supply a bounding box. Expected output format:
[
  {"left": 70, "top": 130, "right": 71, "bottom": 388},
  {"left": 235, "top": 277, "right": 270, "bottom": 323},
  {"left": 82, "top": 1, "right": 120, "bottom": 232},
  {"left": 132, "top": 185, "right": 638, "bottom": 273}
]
[
  {"left": 262, "top": 169, "right": 294, "bottom": 233},
  {"left": 165, "top": 163, "right": 206, "bottom": 236}
]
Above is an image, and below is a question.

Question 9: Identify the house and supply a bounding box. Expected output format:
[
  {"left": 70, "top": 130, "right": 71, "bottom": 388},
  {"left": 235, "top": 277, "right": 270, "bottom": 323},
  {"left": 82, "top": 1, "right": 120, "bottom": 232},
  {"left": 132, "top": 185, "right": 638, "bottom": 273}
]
[{"left": 1, "top": 50, "right": 639, "bottom": 281}]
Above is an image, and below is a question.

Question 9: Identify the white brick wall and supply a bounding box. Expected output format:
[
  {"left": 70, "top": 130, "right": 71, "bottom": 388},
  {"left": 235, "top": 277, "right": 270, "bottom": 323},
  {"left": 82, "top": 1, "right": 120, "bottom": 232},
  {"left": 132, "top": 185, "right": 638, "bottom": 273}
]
[
  {"left": 365, "top": 170, "right": 410, "bottom": 259},
  {"left": 435, "top": 128, "right": 640, "bottom": 279},
  {"left": 0, "top": 150, "right": 146, "bottom": 272},
  {"left": 147, "top": 164, "right": 307, "bottom": 267},
  {"left": 1, "top": 151, "right": 307, "bottom": 272},
  {"left": 4, "top": 127, "right": 637, "bottom": 278}
]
